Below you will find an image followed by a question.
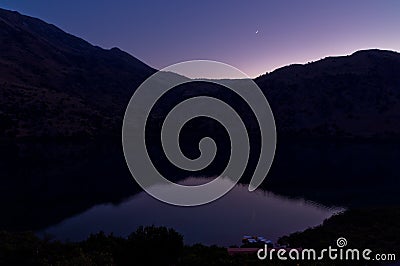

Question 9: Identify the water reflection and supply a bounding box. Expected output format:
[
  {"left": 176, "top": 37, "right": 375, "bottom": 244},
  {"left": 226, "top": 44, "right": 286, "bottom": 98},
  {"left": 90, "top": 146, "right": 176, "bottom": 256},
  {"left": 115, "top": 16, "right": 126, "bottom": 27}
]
[
  {"left": 39, "top": 177, "right": 343, "bottom": 246},
  {"left": 2, "top": 140, "right": 399, "bottom": 243}
]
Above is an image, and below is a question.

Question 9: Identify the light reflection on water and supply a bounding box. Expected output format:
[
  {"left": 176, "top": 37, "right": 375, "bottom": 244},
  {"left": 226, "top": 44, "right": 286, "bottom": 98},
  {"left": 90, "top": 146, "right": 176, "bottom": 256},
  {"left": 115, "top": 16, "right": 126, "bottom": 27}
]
[{"left": 39, "top": 177, "right": 343, "bottom": 246}]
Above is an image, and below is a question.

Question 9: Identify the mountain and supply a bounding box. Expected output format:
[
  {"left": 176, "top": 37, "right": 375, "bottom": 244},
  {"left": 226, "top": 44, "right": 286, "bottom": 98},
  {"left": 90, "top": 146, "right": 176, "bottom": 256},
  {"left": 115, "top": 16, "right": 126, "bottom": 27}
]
[
  {"left": 1, "top": 8, "right": 400, "bottom": 139},
  {"left": 0, "top": 8, "right": 155, "bottom": 139},
  {"left": 256, "top": 49, "right": 400, "bottom": 139}
]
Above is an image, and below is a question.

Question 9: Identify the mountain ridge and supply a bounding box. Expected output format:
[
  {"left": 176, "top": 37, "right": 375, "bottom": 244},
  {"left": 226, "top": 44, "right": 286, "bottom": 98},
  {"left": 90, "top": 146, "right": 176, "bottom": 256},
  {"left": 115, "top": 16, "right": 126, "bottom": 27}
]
[
  {"left": 0, "top": 7, "right": 155, "bottom": 138},
  {"left": 256, "top": 49, "right": 400, "bottom": 139},
  {"left": 258, "top": 49, "right": 399, "bottom": 77},
  {"left": 1, "top": 7, "right": 400, "bottom": 139}
]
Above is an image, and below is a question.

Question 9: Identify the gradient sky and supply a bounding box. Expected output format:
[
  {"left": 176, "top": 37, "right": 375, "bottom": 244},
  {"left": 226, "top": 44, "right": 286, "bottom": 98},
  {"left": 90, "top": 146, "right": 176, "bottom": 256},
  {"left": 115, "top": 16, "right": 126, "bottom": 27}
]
[{"left": 1, "top": 0, "right": 400, "bottom": 77}]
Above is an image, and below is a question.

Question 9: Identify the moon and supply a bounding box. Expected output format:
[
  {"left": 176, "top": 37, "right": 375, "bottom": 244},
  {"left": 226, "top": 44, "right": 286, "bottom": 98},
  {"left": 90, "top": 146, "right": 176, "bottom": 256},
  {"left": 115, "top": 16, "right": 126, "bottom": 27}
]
[{"left": 256, "top": 30, "right": 259, "bottom": 34}]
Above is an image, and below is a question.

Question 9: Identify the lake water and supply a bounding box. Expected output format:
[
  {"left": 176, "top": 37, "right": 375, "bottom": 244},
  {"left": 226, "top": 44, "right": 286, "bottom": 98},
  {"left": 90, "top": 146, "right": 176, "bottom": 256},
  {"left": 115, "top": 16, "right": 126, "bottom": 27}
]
[
  {"left": 1, "top": 140, "right": 398, "bottom": 246},
  {"left": 38, "top": 177, "right": 342, "bottom": 246}
]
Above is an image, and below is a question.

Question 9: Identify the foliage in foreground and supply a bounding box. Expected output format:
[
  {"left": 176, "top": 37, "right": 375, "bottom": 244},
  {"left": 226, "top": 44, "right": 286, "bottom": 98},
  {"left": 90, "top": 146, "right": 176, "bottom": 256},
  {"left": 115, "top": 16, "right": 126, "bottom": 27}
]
[
  {"left": 1, "top": 207, "right": 399, "bottom": 266},
  {"left": 0, "top": 225, "right": 184, "bottom": 266},
  {"left": 278, "top": 206, "right": 400, "bottom": 265}
]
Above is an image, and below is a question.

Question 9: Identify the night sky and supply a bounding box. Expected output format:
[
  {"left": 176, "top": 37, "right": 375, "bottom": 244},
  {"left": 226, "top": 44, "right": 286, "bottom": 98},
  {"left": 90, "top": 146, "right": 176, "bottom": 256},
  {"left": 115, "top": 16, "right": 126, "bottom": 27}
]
[{"left": 1, "top": 0, "right": 399, "bottom": 77}]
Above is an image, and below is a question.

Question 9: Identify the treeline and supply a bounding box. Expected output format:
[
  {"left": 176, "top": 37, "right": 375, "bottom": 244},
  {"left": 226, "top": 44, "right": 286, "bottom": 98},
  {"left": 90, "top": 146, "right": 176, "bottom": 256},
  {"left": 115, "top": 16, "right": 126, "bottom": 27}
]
[
  {"left": 0, "top": 226, "right": 264, "bottom": 266},
  {"left": 279, "top": 207, "right": 400, "bottom": 257},
  {"left": 2, "top": 207, "right": 398, "bottom": 266}
]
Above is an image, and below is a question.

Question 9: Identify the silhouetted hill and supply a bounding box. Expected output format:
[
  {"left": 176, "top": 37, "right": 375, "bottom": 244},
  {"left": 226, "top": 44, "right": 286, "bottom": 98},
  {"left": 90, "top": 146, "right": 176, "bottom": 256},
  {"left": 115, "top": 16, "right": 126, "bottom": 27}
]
[
  {"left": 1, "top": 8, "right": 400, "bottom": 139},
  {"left": 256, "top": 49, "right": 400, "bottom": 139},
  {"left": 0, "top": 8, "right": 155, "bottom": 138}
]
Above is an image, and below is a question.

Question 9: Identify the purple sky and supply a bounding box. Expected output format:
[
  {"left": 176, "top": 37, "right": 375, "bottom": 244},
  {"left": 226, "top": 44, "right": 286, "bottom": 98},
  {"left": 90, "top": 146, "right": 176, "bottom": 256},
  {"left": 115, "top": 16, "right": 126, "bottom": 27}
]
[{"left": 2, "top": 1, "right": 399, "bottom": 77}]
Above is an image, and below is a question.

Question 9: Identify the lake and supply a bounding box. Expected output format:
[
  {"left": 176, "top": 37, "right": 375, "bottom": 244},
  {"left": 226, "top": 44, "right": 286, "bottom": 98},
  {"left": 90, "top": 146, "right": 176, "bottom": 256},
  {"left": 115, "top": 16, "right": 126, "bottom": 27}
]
[
  {"left": 38, "top": 177, "right": 342, "bottom": 246},
  {"left": 1, "top": 140, "right": 398, "bottom": 246}
]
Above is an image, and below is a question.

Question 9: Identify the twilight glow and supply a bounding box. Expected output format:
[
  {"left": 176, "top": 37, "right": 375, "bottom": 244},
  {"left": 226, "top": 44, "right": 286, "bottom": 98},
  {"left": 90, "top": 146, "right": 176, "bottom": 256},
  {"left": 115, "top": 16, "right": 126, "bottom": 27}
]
[{"left": 2, "top": 0, "right": 399, "bottom": 77}]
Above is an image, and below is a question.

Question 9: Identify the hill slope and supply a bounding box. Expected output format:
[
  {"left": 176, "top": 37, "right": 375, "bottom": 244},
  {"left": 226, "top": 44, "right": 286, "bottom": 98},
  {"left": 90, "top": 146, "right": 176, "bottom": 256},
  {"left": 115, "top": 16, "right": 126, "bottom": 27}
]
[
  {"left": 1, "top": 8, "right": 400, "bottom": 139},
  {"left": 0, "top": 8, "right": 155, "bottom": 138},
  {"left": 256, "top": 50, "right": 400, "bottom": 138}
]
